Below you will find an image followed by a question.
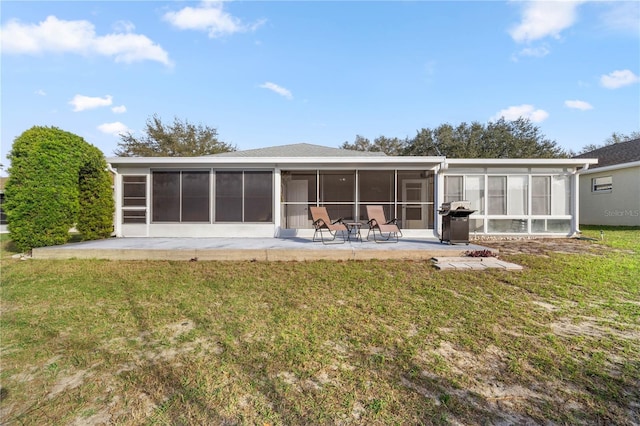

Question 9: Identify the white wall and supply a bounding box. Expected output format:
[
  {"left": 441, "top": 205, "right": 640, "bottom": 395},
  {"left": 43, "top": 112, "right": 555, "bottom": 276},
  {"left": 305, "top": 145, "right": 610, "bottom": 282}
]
[{"left": 580, "top": 166, "right": 640, "bottom": 226}]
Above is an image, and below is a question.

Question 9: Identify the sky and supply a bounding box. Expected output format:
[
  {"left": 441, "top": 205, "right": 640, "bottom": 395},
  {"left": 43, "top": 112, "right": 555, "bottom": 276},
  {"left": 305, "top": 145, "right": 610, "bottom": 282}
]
[{"left": 1, "top": 0, "right": 639, "bottom": 173}]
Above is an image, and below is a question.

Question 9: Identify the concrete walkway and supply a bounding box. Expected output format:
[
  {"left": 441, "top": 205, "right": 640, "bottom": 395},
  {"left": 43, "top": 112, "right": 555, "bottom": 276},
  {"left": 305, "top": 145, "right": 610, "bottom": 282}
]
[
  {"left": 431, "top": 256, "right": 523, "bottom": 271},
  {"left": 31, "top": 237, "right": 496, "bottom": 261}
]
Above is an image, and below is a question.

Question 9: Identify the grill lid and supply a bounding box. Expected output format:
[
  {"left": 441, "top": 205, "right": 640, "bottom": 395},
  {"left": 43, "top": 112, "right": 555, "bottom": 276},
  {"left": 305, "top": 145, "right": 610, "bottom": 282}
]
[
  {"left": 439, "top": 200, "right": 475, "bottom": 216},
  {"left": 440, "top": 200, "right": 472, "bottom": 211}
]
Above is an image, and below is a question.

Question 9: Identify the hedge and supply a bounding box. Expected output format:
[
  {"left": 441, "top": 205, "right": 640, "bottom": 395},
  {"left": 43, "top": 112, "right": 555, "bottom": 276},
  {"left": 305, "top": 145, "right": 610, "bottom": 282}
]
[{"left": 4, "top": 126, "right": 114, "bottom": 252}]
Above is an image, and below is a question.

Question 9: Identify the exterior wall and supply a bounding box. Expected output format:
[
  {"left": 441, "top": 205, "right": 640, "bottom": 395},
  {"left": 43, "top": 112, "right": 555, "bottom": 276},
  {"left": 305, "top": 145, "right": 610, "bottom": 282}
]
[
  {"left": 114, "top": 166, "right": 279, "bottom": 238},
  {"left": 579, "top": 165, "right": 640, "bottom": 226},
  {"left": 114, "top": 165, "right": 439, "bottom": 238},
  {"left": 109, "top": 156, "right": 593, "bottom": 238},
  {"left": 278, "top": 168, "right": 437, "bottom": 238}
]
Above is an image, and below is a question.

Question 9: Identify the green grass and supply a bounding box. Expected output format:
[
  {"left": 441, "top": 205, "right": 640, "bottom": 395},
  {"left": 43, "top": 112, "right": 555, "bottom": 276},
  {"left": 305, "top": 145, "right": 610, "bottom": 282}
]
[{"left": 1, "top": 229, "right": 638, "bottom": 424}]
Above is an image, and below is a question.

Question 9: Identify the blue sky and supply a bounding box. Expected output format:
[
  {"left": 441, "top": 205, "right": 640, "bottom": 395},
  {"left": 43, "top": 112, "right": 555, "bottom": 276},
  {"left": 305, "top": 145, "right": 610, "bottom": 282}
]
[{"left": 1, "top": 0, "right": 639, "bottom": 172}]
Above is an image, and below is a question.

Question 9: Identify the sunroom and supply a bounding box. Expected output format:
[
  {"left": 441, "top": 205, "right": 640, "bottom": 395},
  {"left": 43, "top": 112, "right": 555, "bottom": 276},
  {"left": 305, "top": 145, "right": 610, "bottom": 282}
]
[{"left": 440, "top": 159, "right": 593, "bottom": 236}]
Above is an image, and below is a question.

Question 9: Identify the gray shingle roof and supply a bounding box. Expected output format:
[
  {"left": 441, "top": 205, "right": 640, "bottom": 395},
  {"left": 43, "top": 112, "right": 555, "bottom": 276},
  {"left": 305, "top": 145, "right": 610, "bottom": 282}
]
[
  {"left": 574, "top": 138, "right": 640, "bottom": 168},
  {"left": 209, "top": 143, "right": 387, "bottom": 158}
]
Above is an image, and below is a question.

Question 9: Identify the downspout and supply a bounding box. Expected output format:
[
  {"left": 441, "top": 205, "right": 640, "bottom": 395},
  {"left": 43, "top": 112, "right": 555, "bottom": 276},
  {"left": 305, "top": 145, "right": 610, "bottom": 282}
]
[{"left": 571, "top": 163, "right": 590, "bottom": 236}]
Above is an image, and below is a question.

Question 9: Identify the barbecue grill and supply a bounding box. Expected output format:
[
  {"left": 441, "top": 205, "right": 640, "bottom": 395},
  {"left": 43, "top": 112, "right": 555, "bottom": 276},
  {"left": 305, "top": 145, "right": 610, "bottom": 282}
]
[{"left": 439, "top": 201, "right": 476, "bottom": 244}]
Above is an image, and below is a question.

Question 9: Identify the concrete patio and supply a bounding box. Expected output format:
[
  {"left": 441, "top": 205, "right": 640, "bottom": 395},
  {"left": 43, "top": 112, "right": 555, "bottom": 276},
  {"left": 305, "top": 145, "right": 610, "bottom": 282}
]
[{"left": 31, "top": 237, "right": 496, "bottom": 261}]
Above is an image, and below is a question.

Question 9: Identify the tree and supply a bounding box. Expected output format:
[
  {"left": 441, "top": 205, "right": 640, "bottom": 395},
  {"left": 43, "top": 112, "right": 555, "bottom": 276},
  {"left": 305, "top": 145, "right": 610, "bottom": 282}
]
[
  {"left": 5, "top": 126, "right": 114, "bottom": 251},
  {"left": 578, "top": 131, "right": 640, "bottom": 155},
  {"left": 350, "top": 118, "right": 568, "bottom": 158},
  {"left": 115, "top": 114, "right": 236, "bottom": 157},
  {"left": 341, "top": 135, "right": 407, "bottom": 156}
]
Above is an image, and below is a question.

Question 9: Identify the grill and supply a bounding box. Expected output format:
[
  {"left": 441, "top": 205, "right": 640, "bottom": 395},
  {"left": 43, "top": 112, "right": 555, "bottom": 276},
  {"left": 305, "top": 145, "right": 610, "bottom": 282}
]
[{"left": 439, "top": 201, "right": 476, "bottom": 244}]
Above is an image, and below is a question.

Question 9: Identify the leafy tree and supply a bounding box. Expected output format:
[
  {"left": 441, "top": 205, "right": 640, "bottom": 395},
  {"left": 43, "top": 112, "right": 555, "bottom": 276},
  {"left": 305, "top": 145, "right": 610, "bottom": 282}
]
[
  {"left": 347, "top": 118, "right": 568, "bottom": 158},
  {"left": 578, "top": 130, "right": 640, "bottom": 155},
  {"left": 77, "top": 145, "right": 116, "bottom": 240},
  {"left": 341, "top": 135, "right": 407, "bottom": 156},
  {"left": 5, "top": 126, "right": 114, "bottom": 251},
  {"left": 115, "top": 114, "right": 235, "bottom": 157}
]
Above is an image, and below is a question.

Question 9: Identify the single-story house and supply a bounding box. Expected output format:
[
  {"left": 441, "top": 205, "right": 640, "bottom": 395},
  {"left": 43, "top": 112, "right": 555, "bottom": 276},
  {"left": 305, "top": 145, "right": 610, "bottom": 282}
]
[
  {"left": 575, "top": 138, "right": 640, "bottom": 226},
  {"left": 106, "top": 143, "right": 598, "bottom": 239}
]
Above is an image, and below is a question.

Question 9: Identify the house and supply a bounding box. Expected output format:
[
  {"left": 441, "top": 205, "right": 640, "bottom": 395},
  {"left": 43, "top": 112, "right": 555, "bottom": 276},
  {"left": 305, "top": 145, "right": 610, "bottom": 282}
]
[
  {"left": 575, "top": 138, "right": 640, "bottom": 226},
  {"left": 106, "top": 143, "right": 597, "bottom": 239}
]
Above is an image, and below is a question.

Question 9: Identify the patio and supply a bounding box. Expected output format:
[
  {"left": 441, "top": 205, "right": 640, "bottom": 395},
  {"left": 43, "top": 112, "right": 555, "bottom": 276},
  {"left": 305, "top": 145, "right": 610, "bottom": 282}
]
[{"left": 30, "top": 237, "right": 495, "bottom": 261}]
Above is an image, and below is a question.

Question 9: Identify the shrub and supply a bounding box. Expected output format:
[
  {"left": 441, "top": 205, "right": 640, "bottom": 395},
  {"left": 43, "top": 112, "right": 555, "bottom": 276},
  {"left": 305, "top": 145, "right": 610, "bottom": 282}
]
[{"left": 4, "top": 126, "right": 114, "bottom": 252}]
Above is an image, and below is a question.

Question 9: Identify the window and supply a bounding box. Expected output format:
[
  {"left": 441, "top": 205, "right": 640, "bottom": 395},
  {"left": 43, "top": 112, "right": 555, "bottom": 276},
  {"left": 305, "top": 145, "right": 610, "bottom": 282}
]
[
  {"left": 592, "top": 176, "right": 612, "bottom": 192},
  {"left": 444, "top": 176, "right": 463, "bottom": 203},
  {"left": 532, "top": 176, "right": 550, "bottom": 215},
  {"left": 507, "top": 176, "right": 528, "bottom": 215},
  {"left": 182, "top": 171, "right": 210, "bottom": 222},
  {"left": 359, "top": 170, "right": 394, "bottom": 223},
  {"left": 122, "top": 176, "right": 147, "bottom": 224},
  {"left": 123, "top": 176, "right": 146, "bottom": 206},
  {"left": 319, "top": 171, "right": 355, "bottom": 220},
  {"left": 244, "top": 172, "right": 273, "bottom": 222},
  {"left": 123, "top": 210, "right": 146, "bottom": 224},
  {"left": 152, "top": 171, "right": 210, "bottom": 222},
  {"left": 465, "top": 176, "right": 485, "bottom": 214},
  {"left": 359, "top": 170, "right": 393, "bottom": 202},
  {"left": 551, "top": 176, "right": 570, "bottom": 215},
  {"left": 282, "top": 170, "right": 434, "bottom": 229},
  {"left": 487, "top": 176, "right": 527, "bottom": 215},
  {"left": 215, "top": 171, "right": 273, "bottom": 222},
  {"left": 153, "top": 172, "right": 181, "bottom": 222},
  {"left": 488, "top": 176, "right": 506, "bottom": 215}
]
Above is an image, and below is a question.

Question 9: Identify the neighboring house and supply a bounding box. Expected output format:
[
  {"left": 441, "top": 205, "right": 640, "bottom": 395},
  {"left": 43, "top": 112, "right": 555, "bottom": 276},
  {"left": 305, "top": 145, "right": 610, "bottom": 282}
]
[
  {"left": 0, "top": 177, "right": 7, "bottom": 234},
  {"left": 107, "top": 143, "right": 597, "bottom": 239},
  {"left": 575, "top": 138, "right": 640, "bottom": 227}
]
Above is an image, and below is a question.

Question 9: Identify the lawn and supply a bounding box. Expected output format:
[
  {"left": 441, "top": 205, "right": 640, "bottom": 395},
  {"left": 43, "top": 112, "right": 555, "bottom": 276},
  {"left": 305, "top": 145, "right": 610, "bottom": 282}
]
[{"left": 0, "top": 227, "right": 638, "bottom": 425}]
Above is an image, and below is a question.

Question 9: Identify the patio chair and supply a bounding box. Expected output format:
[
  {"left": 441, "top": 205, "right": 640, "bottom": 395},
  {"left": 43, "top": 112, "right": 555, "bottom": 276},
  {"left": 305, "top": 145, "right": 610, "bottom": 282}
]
[
  {"left": 310, "top": 206, "right": 348, "bottom": 244},
  {"left": 366, "top": 205, "right": 402, "bottom": 243}
]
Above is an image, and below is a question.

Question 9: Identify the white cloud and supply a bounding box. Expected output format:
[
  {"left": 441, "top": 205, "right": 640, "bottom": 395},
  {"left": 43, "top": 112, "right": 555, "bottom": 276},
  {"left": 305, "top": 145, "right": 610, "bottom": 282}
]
[
  {"left": 509, "top": 0, "right": 584, "bottom": 43},
  {"left": 600, "top": 69, "right": 639, "bottom": 89},
  {"left": 564, "top": 100, "right": 593, "bottom": 110},
  {"left": 511, "top": 45, "right": 550, "bottom": 61},
  {"left": 0, "top": 15, "right": 172, "bottom": 66},
  {"left": 259, "top": 82, "right": 293, "bottom": 100},
  {"left": 113, "top": 20, "right": 135, "bottom": 33},
  {"left": 98, "top": 121, "right": 130, "bottom": 136},
  {"left": 490, "top": 104, "right": 549, "bottom": 123},
  {"left": 35, "top": 89, "right": 46, "bottom": 96},
  {"left": 69, "top": 94, "right": 113, "bottom": 112},
  {"left": 112, "top": 105, "right": 127, "bottom": 114},
  {"left": 600, "top": 2, "right": 640, "bottom": 35},
  {"left": 163, "top": 1, "right": 265, "bottom": 38}
]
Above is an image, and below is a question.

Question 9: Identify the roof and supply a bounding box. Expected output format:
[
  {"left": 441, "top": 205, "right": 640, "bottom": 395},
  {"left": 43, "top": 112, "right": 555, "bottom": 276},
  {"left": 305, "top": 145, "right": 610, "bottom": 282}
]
[
  {"left": 209, "top": 143, "right": 387, "bottom": 158},
  {"left": 574, "top": 138, "right": 640, "bottom": 169}
]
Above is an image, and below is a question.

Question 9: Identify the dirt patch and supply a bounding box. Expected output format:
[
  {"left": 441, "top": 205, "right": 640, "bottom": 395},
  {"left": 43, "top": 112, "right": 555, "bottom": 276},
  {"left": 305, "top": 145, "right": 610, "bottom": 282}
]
[
  {"left": 48, "top": 369, "right": 93, "bottom": 399},
  {"left": 550, "top": 316, "right": 640, "bottom": 341},
  {"left": 414, "top": 341, "right": 556, "bottom": 423},
  {"left": 477, "top": 237, "right": 615, "bottom": 257}
]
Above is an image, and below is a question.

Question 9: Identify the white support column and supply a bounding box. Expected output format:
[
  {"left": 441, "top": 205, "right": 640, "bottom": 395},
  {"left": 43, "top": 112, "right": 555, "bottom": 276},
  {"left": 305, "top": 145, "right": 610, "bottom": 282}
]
[
  {"left": 572, "top": 170, "right": 580, "bottom": 235},
  {"left": 112, "top": 168, "right": 123, "bottom": 237},
  {"left": 434, "top": 166, "right": 445, "bottom": 239},
  {"left": 273, "top": 168, "right": 281, "bottom": 237}
]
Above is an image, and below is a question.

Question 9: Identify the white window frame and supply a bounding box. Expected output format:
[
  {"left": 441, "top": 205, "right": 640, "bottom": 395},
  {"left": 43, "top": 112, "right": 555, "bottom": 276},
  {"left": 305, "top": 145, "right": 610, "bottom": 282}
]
[{"left": 592, "top": 176, "right": 612, "bottom": 193}]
